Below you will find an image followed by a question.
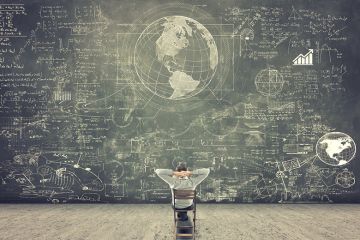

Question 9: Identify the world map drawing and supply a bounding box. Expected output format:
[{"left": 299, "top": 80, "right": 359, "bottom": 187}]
[
  {"left": 316, "top": 132, "right": 356, "bottom": 166},
  {"left": 134, "top": 16, "right": 218, "bottom": 100}
]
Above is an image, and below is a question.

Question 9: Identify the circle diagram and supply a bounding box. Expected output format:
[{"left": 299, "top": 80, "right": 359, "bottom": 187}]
[
  {"left": 254, "top": 68, "right": 284, "bottom": 97},
  {"left": 316, "top": 132, "right": 356, "bottom": 166},
  {"left": 335, "top": 169, "right": 355, "bottom": 188},
  {"left": 134, "top": 15, "right": 218, "bottom": 100}
]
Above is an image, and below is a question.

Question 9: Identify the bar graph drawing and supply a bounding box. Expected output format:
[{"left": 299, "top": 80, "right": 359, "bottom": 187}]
[
  {"left": 292, "top": 49, "right": 313, "bottom": 65},
  {"left": 54, "top": 90, "right": 72, "bottom": 101}
]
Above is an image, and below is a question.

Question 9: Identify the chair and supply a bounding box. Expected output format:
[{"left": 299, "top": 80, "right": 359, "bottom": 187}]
[{"left": 172, "top": 189, "right": 197, "bottom": 239}]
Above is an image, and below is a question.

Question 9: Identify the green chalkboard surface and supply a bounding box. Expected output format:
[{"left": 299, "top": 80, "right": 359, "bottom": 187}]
[{"left": 0, "top": 0, "right": 359, "bottom": 203}]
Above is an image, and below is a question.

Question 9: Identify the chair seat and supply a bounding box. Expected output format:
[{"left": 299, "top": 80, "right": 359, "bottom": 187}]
[
  {"left": 174, "top": 203, "right": 194, "bottom": 211},
  {"left": 174, "top": 209, "right": 194, "bottom": 212}
]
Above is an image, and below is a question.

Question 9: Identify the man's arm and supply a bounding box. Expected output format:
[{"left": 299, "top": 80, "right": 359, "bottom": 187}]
[
  {"left": 155, "top": 169, "right": 176, "bottom": 186},
  {"left": 188, "top": 168, "right": 210, "bottom": 185}
]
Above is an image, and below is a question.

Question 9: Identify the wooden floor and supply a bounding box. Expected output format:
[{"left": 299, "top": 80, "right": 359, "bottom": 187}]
[{"left": 0, "top": 204, "right": 359, "bottom": 240}]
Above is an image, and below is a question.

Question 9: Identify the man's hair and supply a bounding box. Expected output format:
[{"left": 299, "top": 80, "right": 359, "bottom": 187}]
[{"left": 175, "top": 162, "right": 187, "bottom": 172}]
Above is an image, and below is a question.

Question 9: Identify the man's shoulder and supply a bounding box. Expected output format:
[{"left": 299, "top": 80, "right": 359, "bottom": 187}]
[
  {"left": 192, "top": 168, "right": 210, "bottom": 174},
  {"left": 155, "top": 169, "right": 172, "bottom": 174}
]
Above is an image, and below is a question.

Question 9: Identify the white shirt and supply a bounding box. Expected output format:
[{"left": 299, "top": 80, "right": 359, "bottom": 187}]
[{"left": 155, "top": 168, "right": 210, "bottom": 209}]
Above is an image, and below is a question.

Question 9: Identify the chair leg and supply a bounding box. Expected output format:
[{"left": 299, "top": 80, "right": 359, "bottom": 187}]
[
  {"left": 174, "top": 209, "right": 178, "bottom": 240},
  {"left": 194, "top": 221, "right": 196, "bottom": 239},
  {"left": 193, "top": 210, "right": 196, "bottom": 239},
  {"left": 174, "top": 211, "right": 176, "bottom": 240},
  {"left": 173, "top": 212, "right": 175, "bottom": 225}
]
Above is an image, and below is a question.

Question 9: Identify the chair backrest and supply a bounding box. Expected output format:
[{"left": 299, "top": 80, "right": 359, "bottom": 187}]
[{"left": 173, "top": 189, "right": 196, "bottom": 200}]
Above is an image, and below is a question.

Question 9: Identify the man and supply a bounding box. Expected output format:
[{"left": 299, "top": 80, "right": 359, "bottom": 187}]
[{"left": 155, "top": 162, "right": 210, "bottom": 221}]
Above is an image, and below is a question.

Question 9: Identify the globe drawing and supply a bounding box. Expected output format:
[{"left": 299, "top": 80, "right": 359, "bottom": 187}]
[
  {"left": 254, "top": 68, "right": 284, "bottom": 97},
  {"left": 316, "top": 132, "right": 356, "bottom": 166},
  {"left": 134, "top": 16, "right": 218, "bottom": 100}
]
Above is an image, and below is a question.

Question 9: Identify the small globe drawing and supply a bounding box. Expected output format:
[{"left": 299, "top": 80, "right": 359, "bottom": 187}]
[
  {"left": 134, "top": 16, "right": 218, "bottom": 100},
  {"left": 254, "top": 68, "right": 284, "bottom": 97},
  {"left": 316, "top": 132, "right": 356, "bottom": 166}
]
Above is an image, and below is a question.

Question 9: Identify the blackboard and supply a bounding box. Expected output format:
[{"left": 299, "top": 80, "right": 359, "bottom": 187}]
[{"left": 0, "top": 0, "right": 359, "bottom": 203}]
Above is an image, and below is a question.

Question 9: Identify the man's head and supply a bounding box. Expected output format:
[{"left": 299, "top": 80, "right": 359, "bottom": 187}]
[{"left": 175, "top": 162, "right": 188, "bottom": 172}]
